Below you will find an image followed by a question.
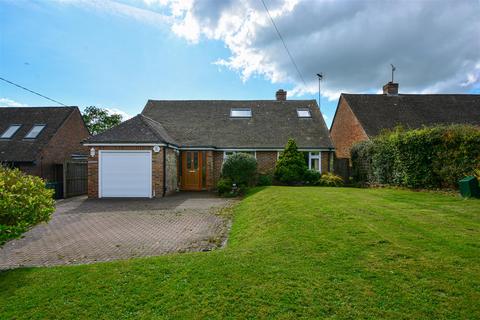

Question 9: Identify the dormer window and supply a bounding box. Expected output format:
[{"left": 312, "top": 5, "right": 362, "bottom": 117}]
[
  {"left": 25, "top": 124, "right": 46, "bottom": 139},
  {"left": 297, "top": 108, "right": 311, "bottom": 118},
  {"left": 230, "top": 108, "right": 252, "bottom": 118},
  {"left": 0, "top": 125, "right": 21, "bottom": 139}
]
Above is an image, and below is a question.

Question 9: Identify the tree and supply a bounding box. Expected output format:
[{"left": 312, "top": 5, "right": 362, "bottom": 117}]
[
  {"left": 82, "top": 106, "right": 123, "bottom": 135},
  {"left": 274, "top": 138, "right": 308, "bottom": 185}
]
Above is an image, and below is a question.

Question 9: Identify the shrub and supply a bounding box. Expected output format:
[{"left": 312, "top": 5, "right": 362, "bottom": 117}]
[
  {"left": 221, "top": 153, "right": 257, "bottom": 187},
  {"left": 275, "top": 139, "right": 308, "bottom": 185},
  {"left": 303, "top": 169, "right": 321, "bottom": 185},
  {"left": 0, "top": 167, "right": 55, "bottom": 244},
  {"left": 351, "top": 140, "right": 374, "bottom": 184},
  {"left": 317, "top": 173, "right": 344, "bottom": 187},
  {"left": 217, "top": 177, "right": 233, "bottom": 195},
  {"left": 257, "top": 174, "right": 273, "bottom": 186},
  {"left": 351, "top": 125, "right": 480, "bottom": 189}
]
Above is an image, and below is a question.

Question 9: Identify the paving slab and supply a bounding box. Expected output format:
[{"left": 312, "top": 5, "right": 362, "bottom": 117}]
[{"left": 0, "top": 192, "right": 233, "bottom": 270}]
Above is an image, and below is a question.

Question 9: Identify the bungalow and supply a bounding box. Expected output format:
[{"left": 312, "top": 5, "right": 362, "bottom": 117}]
[
  {"left": 84, "top": 90, "right": 334, "bottom": 198},
  {"left": 0, "top": 107, "right": 89, "bottom": 184},
  {"left": 330, "top": 82, "right": 480, "bottom": 160}
]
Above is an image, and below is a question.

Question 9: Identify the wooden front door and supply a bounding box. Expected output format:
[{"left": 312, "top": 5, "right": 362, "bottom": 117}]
[{"left": 181, "top": 151, "right": 202, "bottom": 190}]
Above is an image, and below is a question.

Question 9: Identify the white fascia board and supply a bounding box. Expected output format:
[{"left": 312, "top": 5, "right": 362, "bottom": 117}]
[{"left": 84, "top": 143, "right": 167, "bottom": 147}]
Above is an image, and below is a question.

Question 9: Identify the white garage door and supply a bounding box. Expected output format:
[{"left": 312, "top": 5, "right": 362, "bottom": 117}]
[{"left": 99, "top": 151, "right": 152, "bottom": 198}]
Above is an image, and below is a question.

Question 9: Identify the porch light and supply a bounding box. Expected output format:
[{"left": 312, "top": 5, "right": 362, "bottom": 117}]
[{"left": 90, "top": 148, "right": 95, "bottom": 157}]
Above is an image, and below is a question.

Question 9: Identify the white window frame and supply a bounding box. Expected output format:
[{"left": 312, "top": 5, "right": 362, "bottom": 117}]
[
  {"left": 1, "top": 124, "right": 22, "bottom": 139},
  {"left": 297, "top": 108, "right": 311, "bottom": 118},
  {"left": 223, "top": 151, "right": 257, "bottom": 161},
  {"left": 230, "top": 108, "right": 252, "bottom": 118},
  {"left": 308, "top": 151, "right": 322, "bottom": 173},
  {"left": 24, "top": 124, "right": 46, "bottom": 139}
]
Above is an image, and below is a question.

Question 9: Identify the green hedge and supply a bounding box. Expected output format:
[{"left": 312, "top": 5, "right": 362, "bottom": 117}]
[
  {"left": 351, "top": 125, "right": 480, "bottom": 189},
  {"left": 0, "top": 167, "right": 55, "bottom": 244}
]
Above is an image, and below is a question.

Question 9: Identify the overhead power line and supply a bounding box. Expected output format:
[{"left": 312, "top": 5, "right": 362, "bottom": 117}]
[
  {"left": 0, "top": 76, "right": 67, "bottom": 106},
  {"left": 260, "top": 0, "right": 307, "bottom": 87}
]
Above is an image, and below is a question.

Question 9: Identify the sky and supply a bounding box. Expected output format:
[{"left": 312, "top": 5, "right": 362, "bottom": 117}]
[{"left": 0, "top": 0, "right": 479, "bottom": 128}]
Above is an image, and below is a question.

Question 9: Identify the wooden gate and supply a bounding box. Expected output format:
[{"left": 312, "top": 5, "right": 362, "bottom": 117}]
[{"left": 63, "top": 160, "right": 87, "bottom": 198}]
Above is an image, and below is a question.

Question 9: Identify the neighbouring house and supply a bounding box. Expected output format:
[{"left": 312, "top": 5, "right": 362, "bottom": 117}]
[
  {"left": 84, "top": 90, "right": 334, "bottom": 198},
  {"left": 330, "top": 81, "right": 480, "bottom": 161},
  {"left": 0, "top": 107, "right": 90, "bottom": 194}
]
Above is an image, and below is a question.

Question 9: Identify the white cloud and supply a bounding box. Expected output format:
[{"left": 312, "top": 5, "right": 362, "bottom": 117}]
[
  {"left": 155, "top": 0, "right": 480, "bottom": 98},
  {"left": 105, "top": 107, "right": 133, "bottom": 120},
  {"left": 0, "top": 98, "right": 29, "bottom": 108},
  {"left": 55, "top": 0, "right": 171, "bottom": 27}
]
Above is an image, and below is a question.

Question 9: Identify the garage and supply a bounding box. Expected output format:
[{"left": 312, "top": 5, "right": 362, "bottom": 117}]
[{"left": 99, "top": 150, "right": 152, "bottom": 198}]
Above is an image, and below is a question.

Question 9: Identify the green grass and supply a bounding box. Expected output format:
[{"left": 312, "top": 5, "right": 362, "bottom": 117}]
[{"left": 1, "top": 187, "right": 479, "bottom": 319}]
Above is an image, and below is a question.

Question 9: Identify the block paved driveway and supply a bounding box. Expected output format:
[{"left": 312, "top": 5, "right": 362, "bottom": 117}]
[{"left": 0, "top": 193, "right": 233, "bottom": 270}]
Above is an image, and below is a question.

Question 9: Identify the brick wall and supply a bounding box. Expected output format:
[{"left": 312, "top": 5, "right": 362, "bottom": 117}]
[
  {"left": 321, "top": 151, "right": 331, "bottom": 173},
  {"left": 210, "top": 151, "right": 279, "bottom": 189},
  {"left": 87, "top": 146, "right": 168, "bottom": 198},
  {"left": 212, "top": 151, "right": 224, "bottom": 187},
  {"left": 165, "top": 148, "right": 178, "bottom": 194},
  {"left": 39, "top": 108, "right": 90, "bottom": 181},
  {"left": 330, "top": 97, "right": 369, "bottom": 159},
  {"left": 205, "top": 151, "right": 215, "bottom": 190},
  {"left": 256, "top": 151, "right": 278, "bottom": 174}
]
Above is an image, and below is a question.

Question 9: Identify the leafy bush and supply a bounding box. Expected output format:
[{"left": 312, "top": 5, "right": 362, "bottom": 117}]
[
  {"left": 351, "top": 140, "right": 374, "bottom": 184},
  {"left": 351, "top": 125, "right": 480, "bottom": 189},
  {"left": 275, "top": 139, "right": 308, "bottom": 185},
  {"left": 0, "top": 167, "right": 55, "bottom": 244},
  {"left": 475, "top": 168, "right": 480, "bottom": 182},
  {"left": 221, "top": 153, "right": 257, "bottom": 187},
  {"left": 217, "top": 177, "right": 233, "bottom": 195},
  {"left": 317, "top": 173, "right": 344, "bottom": 187},
  {"left": 257, "top": 174, "right": 273, "bottom": 186},
  {"left": 303, "top": 169, "right": 321, "bottom": 185}
]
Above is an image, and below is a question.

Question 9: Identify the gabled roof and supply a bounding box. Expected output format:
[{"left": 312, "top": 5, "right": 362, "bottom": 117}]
[
  {"left": 341, "top": 94, "right": 480, "bottom": 137},
  {"left": 141, "top": 100, "right": 333, "bottom": 149},
  {"left": 85, "top": 114, "right": 177, "bottom": 145},
  {"left": 0, "top": 107, "right": 79, "bottom": 162},
  {"left": 86, "top": 99, "right": 333, "bottom": 149}
]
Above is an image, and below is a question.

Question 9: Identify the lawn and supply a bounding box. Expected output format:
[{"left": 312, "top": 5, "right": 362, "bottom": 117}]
[{"left": 1, "top": 187, "right": 479, "bottom": 319}]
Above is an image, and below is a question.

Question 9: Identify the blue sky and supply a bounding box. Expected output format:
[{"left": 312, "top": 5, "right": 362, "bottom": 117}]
[{"left": 1, "top": 0, "right": 478, "bottom": 128}]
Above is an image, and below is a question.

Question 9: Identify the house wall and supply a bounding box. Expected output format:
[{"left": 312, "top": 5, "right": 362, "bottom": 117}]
[
  {"left": 87, "top": 146, "right": 168, "bottom": 198},
  {"left": 256, "top": 151, "right": 278, "bottom": 174},
  {"left": 165, "top": 148, "right": 178, "bottom": 194},
  {"left": 212, "top": 151, "right": 224, "bottom": 187},
  {"left": 330, "top": 97, "right": 369, "bottom": 159},
  {"left": 321, "top": 151, "right": 330, "bottom": 173},
  {"left": 39, "top": 109, "right": 90, "bottom": 181},
  {"left": 205, "top": 151, "right": 215, "bottom": 190}
]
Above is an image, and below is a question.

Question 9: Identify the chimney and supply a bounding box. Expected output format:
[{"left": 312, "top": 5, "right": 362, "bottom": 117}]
[
  {"left": 276, "top": 89, "right": 287, "bottom": 101},
  {"left": 383, "top": 82, "right": 399, "bottom": 95}
]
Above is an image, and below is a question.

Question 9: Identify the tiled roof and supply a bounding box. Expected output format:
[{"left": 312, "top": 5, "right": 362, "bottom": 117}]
[
  {"left": 342, "top": 94, "right": 480, "bottom": 137},
  {"left": 87, "top": 100, "right": 333, "bottom": 149},
  {"left": 0, "top": 107, "right": 78, "bottom": 162}
]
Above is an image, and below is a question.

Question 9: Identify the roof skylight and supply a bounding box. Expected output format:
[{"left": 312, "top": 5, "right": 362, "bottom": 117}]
[
  {"left": 297, "top": 108, "right": 311, "bottom": 118},
  {"left": 25, "top": 124, "right": 46, "bottom": 139},
  {"left": 230, "top": 108, "right": 252, "bottom": 118},
  {"left": 0, "top": 125, "right": 21, "bottom": 139}
]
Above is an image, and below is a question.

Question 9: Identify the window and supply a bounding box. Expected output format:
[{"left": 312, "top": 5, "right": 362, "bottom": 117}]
[
  {"left": 25, "top": 124, "right": 46, "bottom": 139},
  {"left": 297, "top": 108, "right": 311, "bottom": 118},
  {"left": 0, "top": 125, "right": 21, "bottom": 139},
  {"left": 303, "top": 151, "right": 322, "bottom": 172},
  {"left": 230, "top": 108, "right": 252, "bottom": 118},
  {"left": 223, "top": 151, "right": 256, "bottom": 161}
]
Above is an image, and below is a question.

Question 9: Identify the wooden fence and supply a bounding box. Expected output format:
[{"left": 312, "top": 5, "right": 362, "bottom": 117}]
[{"left": 63, "top": 160, "right": 87, "bottom": 198}]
